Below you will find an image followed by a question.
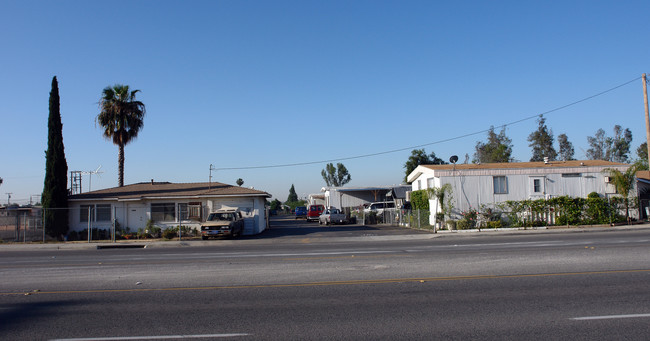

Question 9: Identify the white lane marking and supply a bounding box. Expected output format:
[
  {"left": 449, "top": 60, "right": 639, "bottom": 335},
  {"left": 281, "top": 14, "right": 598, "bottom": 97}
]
[
  {"left": 571, "top": 313, "right": 650, "bottom": 320},
  {"left": 50, "top": 333, "right": 249, "bottom": 340}
]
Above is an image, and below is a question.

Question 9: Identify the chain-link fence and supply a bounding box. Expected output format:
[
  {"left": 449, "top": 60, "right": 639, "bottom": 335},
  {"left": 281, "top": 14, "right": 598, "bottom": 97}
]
[
  {"left": 0, "top": 212, "right": 44, "bottom": 242},
  {"left": 351, "top": 209, "right": 434, "bottom": 230}
]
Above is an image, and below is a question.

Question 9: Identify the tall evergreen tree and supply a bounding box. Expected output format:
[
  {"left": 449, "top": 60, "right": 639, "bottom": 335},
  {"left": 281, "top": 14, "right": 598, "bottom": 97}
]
[
  {"left": 473, "top": 126, "right": 513, "bottom": 163},
  {"left": 527, "top": 116, "right": 557, "bottom": 162},
  {"left": 287, "top": 184, "right": 299, "bottom": 203},
  {"left": 557, "top": 133, "right": 575, "bottom": 161},
  {"left": 42, "top": 76, "right": 69, "bottom": 239}
]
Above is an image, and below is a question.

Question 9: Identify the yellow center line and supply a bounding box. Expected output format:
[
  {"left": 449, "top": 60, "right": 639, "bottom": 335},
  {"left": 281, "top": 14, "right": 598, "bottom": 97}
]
[{"left": 3, "top": 269, "right": 649, "bottom": 296}]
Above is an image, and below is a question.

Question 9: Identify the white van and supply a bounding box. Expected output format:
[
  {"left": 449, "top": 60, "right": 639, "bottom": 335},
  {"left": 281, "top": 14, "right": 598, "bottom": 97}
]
[{"left": 364, "top": 202, "right": 395, "bottom": 214}]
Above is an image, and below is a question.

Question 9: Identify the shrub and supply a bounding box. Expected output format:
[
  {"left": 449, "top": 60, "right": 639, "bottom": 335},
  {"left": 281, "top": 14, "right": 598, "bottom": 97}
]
[
  {"left": 456, "top": 219, "right": 471, "bottom": 230},
  {"left": 486, "top": 220, "right": 502, "bottom": 229},
  {"left": 410, "top": 190, "right": 430, "bottom": 210},
  {"left": 587, "top": 192, "right": 601, "bottom": 199},
  {"left": 67, "top": 230, "right": 79, "bottom": 241},
  {"left": 162, "top": 227, "right": 178, "bottom": 240}
]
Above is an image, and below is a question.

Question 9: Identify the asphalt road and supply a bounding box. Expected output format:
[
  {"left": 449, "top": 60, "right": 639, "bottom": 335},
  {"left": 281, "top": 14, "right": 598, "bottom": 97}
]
[{"left": 1, "top": 217, "right": 650, "bottom": 340}]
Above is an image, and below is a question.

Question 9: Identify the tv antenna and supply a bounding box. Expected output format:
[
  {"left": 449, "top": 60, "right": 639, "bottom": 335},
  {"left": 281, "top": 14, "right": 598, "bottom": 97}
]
[{"left": 70, "top": 166, "right": 103, "bottom": 194}]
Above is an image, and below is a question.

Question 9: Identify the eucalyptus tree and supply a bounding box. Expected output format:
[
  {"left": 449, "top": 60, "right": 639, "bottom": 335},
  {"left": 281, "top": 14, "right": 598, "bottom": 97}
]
[
  {"left": 321, "top": 163, "right": 351, "bottom": 187},
  {"left": 97, "top": 84, "right": 146, "bottom": 187}
]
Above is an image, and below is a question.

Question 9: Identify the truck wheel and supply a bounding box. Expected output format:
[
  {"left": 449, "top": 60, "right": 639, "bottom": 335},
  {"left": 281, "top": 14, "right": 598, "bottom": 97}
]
[{"left": 202, "top": 236, "right": 208, "bottom": 240}]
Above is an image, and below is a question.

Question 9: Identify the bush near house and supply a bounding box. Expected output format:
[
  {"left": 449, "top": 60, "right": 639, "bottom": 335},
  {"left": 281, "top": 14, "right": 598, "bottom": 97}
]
[
  {"left": 496, "top": 195, "right": 635, "bottom": 227},
  {"left": 410, "top": 190, "right": 429, "bottom": 210}
]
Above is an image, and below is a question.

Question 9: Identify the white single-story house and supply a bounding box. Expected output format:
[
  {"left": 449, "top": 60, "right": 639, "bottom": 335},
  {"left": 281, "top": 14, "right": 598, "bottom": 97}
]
[
  {"left": 68, "top": 181, "right": 271, "bottom": 235},
  {"left": 319, "top": 185, "right": 411, "bottom": 209},
  {"left": 406, "top": 160, "right": 633, "bottom": 225}
]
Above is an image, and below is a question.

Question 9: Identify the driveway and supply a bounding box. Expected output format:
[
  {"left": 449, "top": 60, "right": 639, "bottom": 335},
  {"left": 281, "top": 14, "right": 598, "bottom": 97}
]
[{"left": 248, "top": 214, "right": 434, "bottom": 240}]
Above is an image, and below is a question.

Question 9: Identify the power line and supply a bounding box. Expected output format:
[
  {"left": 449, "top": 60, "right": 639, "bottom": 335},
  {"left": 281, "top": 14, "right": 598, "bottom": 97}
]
[{"left": 214, "top": 76, "right": 641, "bottom": 171}]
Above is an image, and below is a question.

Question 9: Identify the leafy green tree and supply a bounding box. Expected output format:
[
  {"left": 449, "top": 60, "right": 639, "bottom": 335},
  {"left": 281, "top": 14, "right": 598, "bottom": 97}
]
[
  {"left": 97, "top": 84, "right": 146, "bottom": 187},
  {"left": 473, "top": 126, "right": 513, "bottom": 163},
  {"left": 270, "top": 199, "right": 282, "bottom": 211},
  {"left": 603, "top": 164, "right": 640, "bottom": 223},
  {"left": 42, "top": 76, "right": 69, "bottom": 239},
  {"left": 287, "top": 184, "right": 298, "bottom": 203},
  {"left": 321, "top": 163, "right": 351, "bottom": 187},
  {"left": 527, "top": 116, "right": 557, "bottom": 161},
  {"left": 557, "top": 133, "right": 575, "bottom": 161},
  {"left": 236, "top": 178, "right": 244, "bottom": 186},
  {"left": 403, "top": 149, "right": 447, "bottom": 182}
]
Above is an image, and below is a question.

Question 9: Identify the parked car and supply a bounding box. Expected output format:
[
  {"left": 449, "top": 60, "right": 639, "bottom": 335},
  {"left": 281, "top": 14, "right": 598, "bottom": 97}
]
[
  {"left": 200, "top": 208, "right": 244, "bottom": 239},
  {"left": 364, "top": 201, "right": 395, "bottom": 214},
  {"left": 306, "top": 204, "right": 325, "bottom": 222},
  {"left": 295, "top": 206, "right": 307, "bottom": 219},
  {"left": 319, "top": 208, "right": 347, "bottom": 225}
]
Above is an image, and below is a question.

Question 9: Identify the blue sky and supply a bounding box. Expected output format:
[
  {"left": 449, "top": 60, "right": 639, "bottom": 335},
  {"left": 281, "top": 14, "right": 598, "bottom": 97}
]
[{"left": 1, "top": 0, "right": 649, "bottom": 205}]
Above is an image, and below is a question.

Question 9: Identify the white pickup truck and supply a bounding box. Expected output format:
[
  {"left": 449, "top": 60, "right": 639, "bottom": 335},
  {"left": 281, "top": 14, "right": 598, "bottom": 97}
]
[{"left": 319, "top": 208, "right": 347, "bottom": 225}]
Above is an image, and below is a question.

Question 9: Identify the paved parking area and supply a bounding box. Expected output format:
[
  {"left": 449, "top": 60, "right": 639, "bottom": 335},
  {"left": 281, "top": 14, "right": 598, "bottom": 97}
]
[{"left": 248, "top": 215, "right": 434, "bottom": 240}]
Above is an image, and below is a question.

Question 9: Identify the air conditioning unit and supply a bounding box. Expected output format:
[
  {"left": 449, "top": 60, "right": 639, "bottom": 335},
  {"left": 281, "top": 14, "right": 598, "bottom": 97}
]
[{"left": 604, "top": 176, "right": 612, "bottom": 183}]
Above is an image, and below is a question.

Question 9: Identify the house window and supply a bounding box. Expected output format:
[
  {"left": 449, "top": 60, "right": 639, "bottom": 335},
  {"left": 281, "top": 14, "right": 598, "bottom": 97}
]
[
  {"left": 188, "top": 202, "right": 202, "bottom": 221},
  {"left": 533, "top": 179, "right": 541, "bottom": 193},
  {"left": 177, "top": 203, "right": 201, "bottom": 221},
  {"left": 151, "top": 203, "right": 176, "bottom": 222},
  {"left": 427, "top": 178, "right": 434, "bottom": 189},
  {"left": 96, "top": 204, "right": 112, "bottom": 221},
  {"left": 80, "top": 205, "right": 94, "bottom": 222},
  {"left": 493, "top": 176, "right": 508, "bottom": 194},
  {"left": 417, "top": 180, "right": 421, "bottom": 190},
  {"left": 562, "top": 173, "right": 582, "bottom": 178}
]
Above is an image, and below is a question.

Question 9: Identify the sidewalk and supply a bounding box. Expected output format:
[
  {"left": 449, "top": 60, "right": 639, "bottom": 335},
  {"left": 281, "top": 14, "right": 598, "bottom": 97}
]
[{"left": 2, "top": 222, "right": 650, "bottom": 251}]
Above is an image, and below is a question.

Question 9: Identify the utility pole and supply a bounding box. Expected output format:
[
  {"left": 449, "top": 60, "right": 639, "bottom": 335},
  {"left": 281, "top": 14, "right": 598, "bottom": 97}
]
[
  {"left": 209, "top": 164, "right": 216, "bottom": 190},
  {"left": 641, "top": 73, "right": 650, "bottom": 165}
]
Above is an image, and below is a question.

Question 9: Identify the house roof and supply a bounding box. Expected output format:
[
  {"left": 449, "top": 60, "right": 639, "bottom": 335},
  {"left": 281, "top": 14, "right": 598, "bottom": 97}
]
[
  {"left": 636, "top": 170, "right": 650, "bottom": 181},
  {"left": 418, "top": 160, "right": 627, "bottom": 171},
  {"left": 68, "top": 181, "right": 271, "bottom": 201},
  {"left": 407, "top": 160, "right": 630, "bottom": 183}
]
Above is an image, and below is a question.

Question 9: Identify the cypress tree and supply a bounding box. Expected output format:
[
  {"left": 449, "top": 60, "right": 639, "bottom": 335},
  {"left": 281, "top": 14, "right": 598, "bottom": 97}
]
[{"left": 42, "top": 76, "right": 69, "bottom": 239}]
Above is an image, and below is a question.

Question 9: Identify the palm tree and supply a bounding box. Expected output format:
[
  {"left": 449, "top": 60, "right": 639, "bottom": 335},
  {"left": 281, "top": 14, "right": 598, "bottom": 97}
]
[
  {"left": 603, "top": 164, "right": 639, "bottom": 224},
  {"left": 97, "top": 85, "right": 146, "bottom": 187}
]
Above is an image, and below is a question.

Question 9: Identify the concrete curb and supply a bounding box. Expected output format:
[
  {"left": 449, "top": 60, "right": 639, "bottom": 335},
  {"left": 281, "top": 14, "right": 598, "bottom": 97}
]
[{"left": 2, "top": 224, "right": 650, "bottom": 251}]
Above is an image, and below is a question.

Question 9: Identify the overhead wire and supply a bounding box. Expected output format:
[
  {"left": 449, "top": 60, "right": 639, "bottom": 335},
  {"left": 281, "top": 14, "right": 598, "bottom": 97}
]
[{"left": 214, "top": 76, "right": 642, "bottom": 171}]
